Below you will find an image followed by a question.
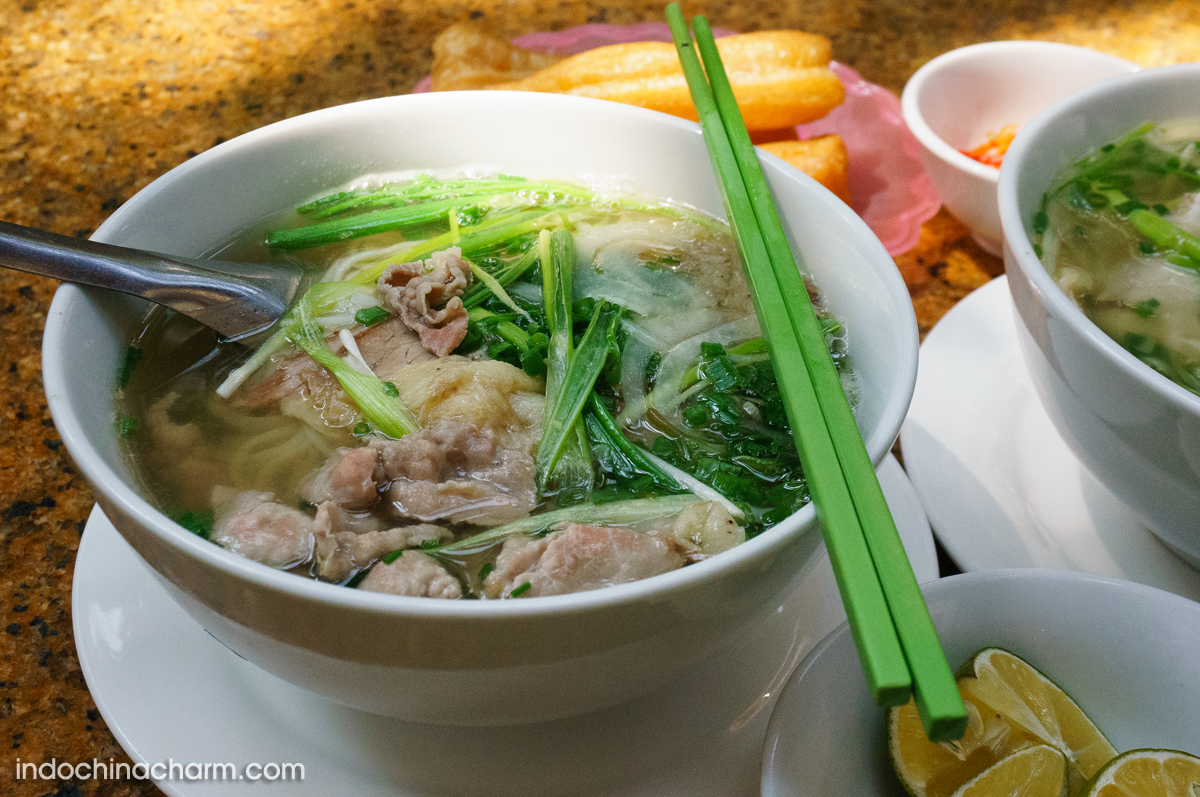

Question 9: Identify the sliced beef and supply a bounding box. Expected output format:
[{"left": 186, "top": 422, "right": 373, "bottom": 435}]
[
  {"left": 371, "top": 420, "right": 536, "bottom": 526},
  {"left": 299, "top": 446, "right": 383, "bottom": 510},
  {"left": 235, "top": 318, "right": 431, "bottom": 409},
  {"left": 353, "top": 316, "right": 433, "bottom": 376},
  {"left": 484, "top": 523, "right": 687, "bottom": 598},
  {"left": 359, "top": 551, "right": 463, "bottom": 599},
  {"left": 377, "top": 247, "right": 471, "bottom": 356},
  {"left": 211, "top": 487, "right": 315, "bottom": 569},
  {"left": 312, "top": 501, "right": 451, "bottom": 583}
]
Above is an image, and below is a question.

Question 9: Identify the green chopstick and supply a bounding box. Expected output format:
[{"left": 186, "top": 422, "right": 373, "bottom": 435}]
[
  {"left": 664, "top": 5, "right": 910, "bottom": 710},
  {"left": 686, "top": 13, "right": 966, "bottom": 742},
  {"left": 667, "top": 5, "right": 967, "bottom": 741}
]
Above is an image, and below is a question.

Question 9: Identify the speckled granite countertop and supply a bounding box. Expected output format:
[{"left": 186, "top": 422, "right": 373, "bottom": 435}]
[{"left": 2, "top": 1, "right": 1199, "bottom": 794}]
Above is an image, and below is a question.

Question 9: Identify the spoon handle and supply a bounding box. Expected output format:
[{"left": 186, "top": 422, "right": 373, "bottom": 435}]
[{"left": 0, "top": 220, "right": 299, "bottom": 339}]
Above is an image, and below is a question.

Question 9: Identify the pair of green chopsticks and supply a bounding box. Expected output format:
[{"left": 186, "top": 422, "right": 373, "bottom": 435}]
[{"left": 664, "top": 5, "right": 966, "bottom": 741}]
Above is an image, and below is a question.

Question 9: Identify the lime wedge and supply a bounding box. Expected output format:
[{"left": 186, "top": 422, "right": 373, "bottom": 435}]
[
  {"left": 958, "top": 648, "right": 1116, "bottom": 794},
  {"left": 888, "top": 686, "right": 1040, "bottom": 797},
  {"left": 1081, "top": 749, "right": 1200, "bottom": 797},
  {"left": 950, "top": 745, "right": 1068, "bottom": 797}
]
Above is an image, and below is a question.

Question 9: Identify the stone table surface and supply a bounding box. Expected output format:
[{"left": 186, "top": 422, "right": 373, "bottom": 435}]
[{"left": 2, "top": 0, "right": 1199, "bottom": 794}]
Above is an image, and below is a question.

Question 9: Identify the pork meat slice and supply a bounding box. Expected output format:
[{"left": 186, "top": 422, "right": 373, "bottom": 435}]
[
  {"left": 235, "top": 318, "right": 431, "bottom": 410},
  {"left": 359, "top": 551, "right": 463, "bottom": 599},
  {"left": 377, "top": 247, "right": 471, "bottom": 357},
  {"left": 371, "top": 420, "right": 535, "bottom": 526},
  {"left": 299, "top": 446, "right": 383, "bottom": 510},
  {"left": 211, "top": 487, "right": 315, "bottom": 569},
  {"left": 484, "top": 523, "right": 687, "bottom": 598},
  {"left": 312, "top": 501, "right": 452, "bottom": 582}
]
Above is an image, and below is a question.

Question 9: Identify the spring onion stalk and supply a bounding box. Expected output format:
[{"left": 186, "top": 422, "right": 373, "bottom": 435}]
[
  {"left": 216, "top": 332, "right": 288, "bottom": 398},
  {"left": 541, "top": 229, "right": 573, "bottom": 401},
  {"left": 285, "top": 297, "right": 418, "bottom": 439},
  {"left": 584, "top": 395, "right": 682, "bottom": 492},
  {"left": 299, "top": 177, "right": 598, "bottom": 219},
  {"left": 1092, "top": 186, "right": 1200, "bottom": 270},
  {"left": 537, "top": 298, "right": 622, "bottom": 482},
  {"left": 268, "top": 195, "right": 489, "bottom": 251},
  {"left": 584, "top": 394, "right": 743, "bottom": 518},
  {"left": 536, "top": 229, "right": 595, "bottom": 492},
  {"left": 467, "top": 260, "right": 530, "bottom": 319},
  {"left": 463, "top": 246, "right": 540, "bottom": 309},
  {"left": 467, "top": 307, "right": 537, "bottom": 352},
  {"left": 352, "top": 208, "right": 561, "bottom": 287},
  {"left": 215, "top": 281, "right": 378, "bottom": 398},
  {"left": 437, "top": 495, "right": 701, "bottom": 554}
]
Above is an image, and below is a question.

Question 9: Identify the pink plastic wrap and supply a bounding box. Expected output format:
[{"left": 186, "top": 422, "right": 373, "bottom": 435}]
[{"left": 413, "top": 23, "right": 939, "bottom": 256}]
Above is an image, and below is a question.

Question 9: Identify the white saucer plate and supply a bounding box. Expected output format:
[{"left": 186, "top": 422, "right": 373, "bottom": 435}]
[
  {"left": 901, "top": 276, "right": 1200, "bottom": 600},
  {"left": 73, "top": 455, "right": 936, "bottom": 797}
]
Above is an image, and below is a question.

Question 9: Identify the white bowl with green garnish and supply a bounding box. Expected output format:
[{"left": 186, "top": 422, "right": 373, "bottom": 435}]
[
  {"left": 1000, "top": 63, "right": 1200, "bottom": 569},
  {"left": 42, "top": 90, "right": 917, "bottom": 724}
]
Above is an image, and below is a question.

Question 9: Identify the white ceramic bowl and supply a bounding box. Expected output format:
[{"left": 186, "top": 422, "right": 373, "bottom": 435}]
[
  {"left": 762, "top": 569, "right": 1200, "bottom": 796},
  {"left": 42, "top": 91, "right": 918, "bottom": 725},
  {"left": 902, "top": 41, "right": 1137, "bottom": 254},
  {"left": 1000, "top": 64, "right": 1200, "bottom": 569}
]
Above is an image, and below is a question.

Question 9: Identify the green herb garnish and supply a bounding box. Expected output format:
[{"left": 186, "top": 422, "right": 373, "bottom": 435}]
[
  {"left": 355, "top": 306, "right": 391, "bottom": 327},
  {"left": 117, "top": 346, "right": 143, "bottom": 389}
]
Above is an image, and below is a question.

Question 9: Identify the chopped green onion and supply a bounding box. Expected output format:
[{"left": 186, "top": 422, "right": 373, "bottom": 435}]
[
  {"left": 118, "top": 416, "right": 139, "bottom": 438},
  {"left": 510, "top": 582, "right": 532, "bottom": 598},
  {"left": 382, "top": 549, "right": 404, "bottom": 564},
  {"left": 172, "top": 508, "right": 214, "bottom": 540},
  {"left": 355, "top": 306, "right": 391, "bottom": 326},
  {"left": 117, "top": 346, "right": 143, "bottom": 389},
  {"left": 1132, "top": 298, "right": 1161, "bottom": 318}
]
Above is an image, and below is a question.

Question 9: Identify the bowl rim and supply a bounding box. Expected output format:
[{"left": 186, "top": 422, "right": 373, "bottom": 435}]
[
  {"left": 998, "top": 61, "right": 1200, "bottom": 417},
  {"left": 44, "top": 90, "right": 917, "bottom": 620},
  {"left": 901, "top": 40, "right": 1139, "bottom": 186}
]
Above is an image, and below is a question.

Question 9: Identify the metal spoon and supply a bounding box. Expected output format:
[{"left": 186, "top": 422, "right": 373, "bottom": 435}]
[{"left": 0, "top": 219, "right": 303, "bottom": 341}]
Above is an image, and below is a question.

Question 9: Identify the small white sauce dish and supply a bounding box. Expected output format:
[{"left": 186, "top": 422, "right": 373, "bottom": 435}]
[
  {"left": 901, "top": 40, "right": 1137, "bottom": 254},
  {"left": 761, "top": 568, "right": 1200, "bottom": 797}
]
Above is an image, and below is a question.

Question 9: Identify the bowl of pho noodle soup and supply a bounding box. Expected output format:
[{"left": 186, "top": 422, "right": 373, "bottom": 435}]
[
  {"left": 42, "top": 91, "right": 917, "bottom": 723},
  {"left": 1000, "top": 62, "right": 1200, "bottom": 572},
  {"left": 118, "top": 173, "right": 847, "bottom": 599}
]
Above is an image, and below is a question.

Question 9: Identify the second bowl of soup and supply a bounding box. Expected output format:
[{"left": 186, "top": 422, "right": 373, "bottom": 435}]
[
  {"left": 1000, "top": 63, "right": 1200, "bottom": 568},
  {"left": 43, "top": 90, "right": 918, "bottom": 724}
]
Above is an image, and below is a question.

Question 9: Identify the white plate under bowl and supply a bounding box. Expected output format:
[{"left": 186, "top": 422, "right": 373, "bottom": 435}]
[
  {"left": 74, "top": 456, "right": 936, "bottom": 797},
  {"left": 900, "top": 276, "right": 1200, "bottom": 599}
]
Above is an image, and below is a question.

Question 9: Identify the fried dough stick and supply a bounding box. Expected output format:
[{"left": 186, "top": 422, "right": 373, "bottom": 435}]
[{"left": 488, "top": 32, "right": 844, "bottom": 131}]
